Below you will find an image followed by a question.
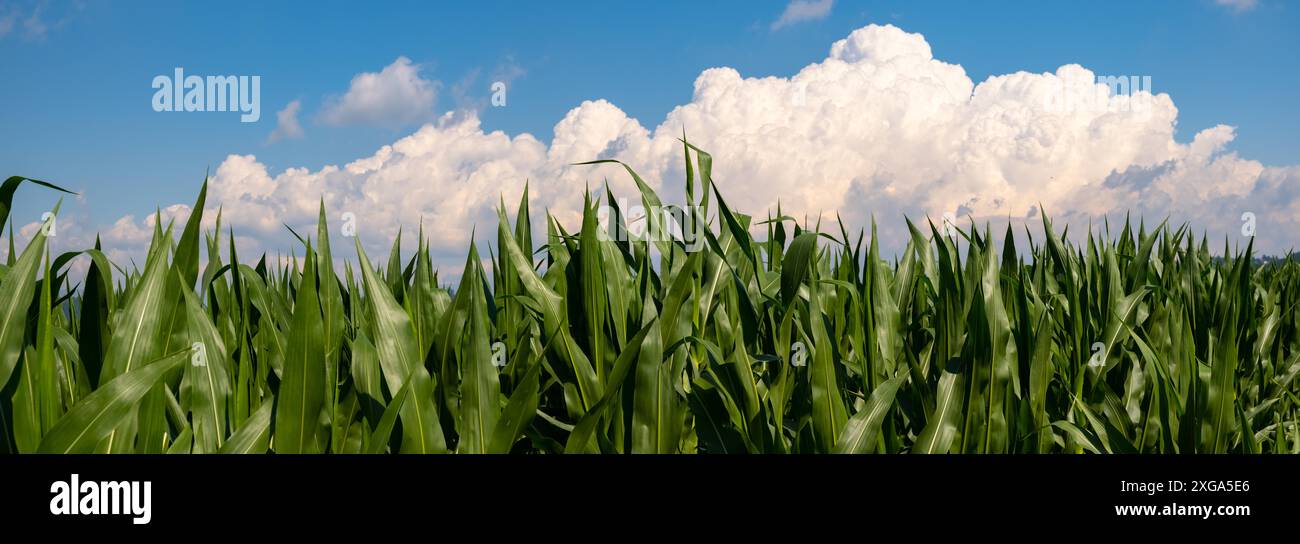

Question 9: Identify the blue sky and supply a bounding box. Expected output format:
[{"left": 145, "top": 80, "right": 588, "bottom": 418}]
[{"left": 2, "top": 0, "right": 1298, "bottom": 263}]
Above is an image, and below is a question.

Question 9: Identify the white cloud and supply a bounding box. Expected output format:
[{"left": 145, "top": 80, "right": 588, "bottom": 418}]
[
  {"left": 320, "top": 57, "right": 438, "bottom": 127},
  {"left": 21, "top": 3, "right": 45, "bottom": 39},
  {"left": 1214, "top": 0, "right": 1259, "bottom": 12},
  {"left": 210, "top": 112, "right": 549, "bottom": 256},
  {"left": 492, "top": 57, "right": 526, "bottom": 86},
  {"left": 448, "top": 58, "right": 527, "bottom": 113},
  {"left": 101, "top": 205, "right": 194, "bottom": 247},
  {"left": 268, "top": 99, "right": 305, "bottom": 143},
  {"left": 83, "top": 23, "right": 1300, "bottom": 272},
  {"left": 772, "top": 0, "right": 834, "bottom": 31},
  {"left": 0, "top": 1, "right": 87, "bottom": 42},
  {"left": 1, "top": 197, "right": 185, "bottom": 282},
  {"left": 0, "top": 3, "right": 42, "bottom": 41},
  {"left": 0, "top": 11, "right": 15, "bottom": 38}
]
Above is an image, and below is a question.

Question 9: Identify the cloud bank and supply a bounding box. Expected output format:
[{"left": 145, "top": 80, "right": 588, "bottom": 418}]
[{"left": 15, "top": 24, "right": 1297, "bottom": 274}]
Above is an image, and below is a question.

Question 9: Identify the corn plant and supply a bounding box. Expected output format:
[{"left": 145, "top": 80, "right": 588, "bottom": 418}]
[{"left": 1, "top": 142, "right": 1298, "bottom": 454}]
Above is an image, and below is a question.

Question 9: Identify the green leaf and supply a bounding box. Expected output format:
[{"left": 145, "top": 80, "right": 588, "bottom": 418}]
[
  {"left": 38, "top": 351, "right": 187, "bottom": 454},
  {"left": 355, "top": 239, "right": 447, "bottom": 453},
  {"left": 219, "top": 398, "right": 274, "bottom": 454},
  {"left": 780, "top": 232, "right": 818, "bottom": 307},
  {"left": 631, "top": 292, "right": 673, "bottom": 453},
  {"left": 173, "top": 177, "right": 208, "bottom": 289},
  {"left": 0, "top": 176, "right": 76, "bottom": 231},
  {"left": 0, "top": 201, "right": 55, "bottom": 392},
  {"left": 835, "top": 375, "right": 904, "bottom": 453},
  {"left": 274, "top": 245, "right": 327, "bottom": 454},
  {"left": 180, "top": 285, "right": 230, "bottom": 453},
  {"left": 456, "top": 242, "right": 502, "bottom": 453}
]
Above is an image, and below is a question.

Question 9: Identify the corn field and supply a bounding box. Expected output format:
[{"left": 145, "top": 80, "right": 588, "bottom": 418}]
[{"left": 2, "top": 142, "right": 1298, "bottom": 454}]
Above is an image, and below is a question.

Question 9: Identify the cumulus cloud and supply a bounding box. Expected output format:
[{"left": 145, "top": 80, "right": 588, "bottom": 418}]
[
  {"left": 320, "top": 57, "right": 438, "bottom": 127},
  {"left": 83, "top": 23, "right": 1300, "bottom": 273},
  {"left": 771, "top": 0, "right": 834, "bottom": 30},
  {"left": 1214, "top": 0, "right": 1259, "bottom": 13},
  {"left": 267, "top": 99, "right": 305, "bottom": 143},
  {"left": 207, "top": 112, "right": 550, "bottom": 259}
]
